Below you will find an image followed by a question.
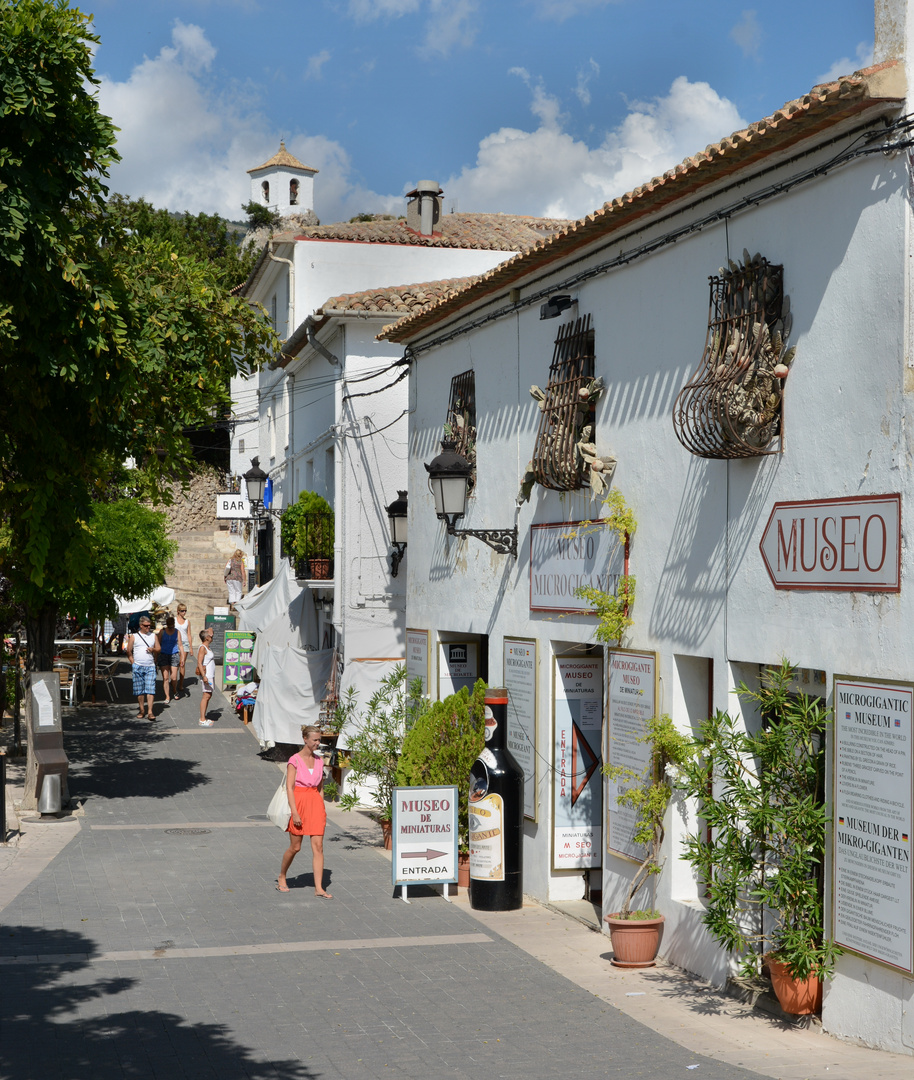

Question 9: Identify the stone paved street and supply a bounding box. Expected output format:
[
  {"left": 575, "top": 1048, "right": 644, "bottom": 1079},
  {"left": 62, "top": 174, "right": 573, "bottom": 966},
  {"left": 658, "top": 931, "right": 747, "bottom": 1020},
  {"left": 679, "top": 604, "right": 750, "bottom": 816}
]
[{"left": 0, "top": 668, "right": 910, "bottom": 1080}]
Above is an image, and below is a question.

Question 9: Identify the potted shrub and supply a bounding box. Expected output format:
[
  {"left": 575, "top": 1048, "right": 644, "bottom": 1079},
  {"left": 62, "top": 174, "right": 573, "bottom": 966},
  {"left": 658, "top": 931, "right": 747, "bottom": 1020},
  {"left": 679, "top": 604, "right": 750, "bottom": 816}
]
[
  {"left": 337, "top": 666, "right": 416, "bottom": 846},
  {"left": 603, "top": 713, "right": 693, "bottom": 967},
  {"left": 282, "top": 490, "right": 334, "bottom": 580},
  {"left": 677, "top": 660, "right": 841, "bottom": 1013},
  {"left": 396, "top": 679, "right": 487, "bottom": 881}
]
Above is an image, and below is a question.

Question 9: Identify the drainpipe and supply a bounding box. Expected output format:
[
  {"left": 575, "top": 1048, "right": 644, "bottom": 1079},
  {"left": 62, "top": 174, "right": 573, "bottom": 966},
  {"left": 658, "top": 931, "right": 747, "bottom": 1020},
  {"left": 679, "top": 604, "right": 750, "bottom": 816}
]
[
  {"left": 266, "top": 241, "right": 294, "bottom": 339},
  {"left": 333, "top": 323, "right": 345, "bottom": 638}
]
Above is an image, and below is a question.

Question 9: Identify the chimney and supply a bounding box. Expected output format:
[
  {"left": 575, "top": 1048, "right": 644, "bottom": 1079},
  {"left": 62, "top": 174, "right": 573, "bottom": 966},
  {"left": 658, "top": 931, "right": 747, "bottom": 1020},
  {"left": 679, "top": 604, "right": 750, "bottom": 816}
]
[{"left": 406, "top": 180, "right": 443, "bottom": 235}]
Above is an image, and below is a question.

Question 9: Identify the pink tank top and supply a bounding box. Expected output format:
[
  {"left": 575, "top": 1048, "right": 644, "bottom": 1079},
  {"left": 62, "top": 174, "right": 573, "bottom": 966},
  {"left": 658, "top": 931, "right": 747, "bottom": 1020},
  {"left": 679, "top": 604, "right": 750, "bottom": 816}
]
[{"left": 289, "top": 752, "right": 322, "bottom": 788}]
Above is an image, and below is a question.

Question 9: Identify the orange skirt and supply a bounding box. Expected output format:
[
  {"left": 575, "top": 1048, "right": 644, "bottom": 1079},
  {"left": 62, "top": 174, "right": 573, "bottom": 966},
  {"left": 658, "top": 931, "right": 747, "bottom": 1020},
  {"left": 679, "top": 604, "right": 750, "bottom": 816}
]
[{"left": 286, "top": 785, "right": 326, "bottom": 836}]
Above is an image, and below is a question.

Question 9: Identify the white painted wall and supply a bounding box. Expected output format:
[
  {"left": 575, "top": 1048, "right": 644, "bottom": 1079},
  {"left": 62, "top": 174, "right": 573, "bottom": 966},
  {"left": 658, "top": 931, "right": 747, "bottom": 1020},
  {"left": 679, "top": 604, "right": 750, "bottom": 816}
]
[{"left": 403, "top": 121, "right": 914, "bottom": 1051}]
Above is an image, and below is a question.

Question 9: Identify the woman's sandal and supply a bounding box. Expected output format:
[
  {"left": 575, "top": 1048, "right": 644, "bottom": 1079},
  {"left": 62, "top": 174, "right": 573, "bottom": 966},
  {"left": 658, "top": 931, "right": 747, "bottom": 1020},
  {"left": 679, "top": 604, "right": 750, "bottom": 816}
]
[{"left": 199, "top": 719, "right": 214, "bottom": 726}]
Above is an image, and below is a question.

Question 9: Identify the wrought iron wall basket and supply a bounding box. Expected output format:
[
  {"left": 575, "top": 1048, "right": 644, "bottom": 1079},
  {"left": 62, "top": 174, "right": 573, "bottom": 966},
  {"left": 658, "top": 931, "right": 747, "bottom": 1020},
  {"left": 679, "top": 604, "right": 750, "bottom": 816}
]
[
  {"left": 531, "top": 314, "right": 596, "bottom": 490},
  {"left": 673, "top": 256, "right": 792, "bottom": 459}
]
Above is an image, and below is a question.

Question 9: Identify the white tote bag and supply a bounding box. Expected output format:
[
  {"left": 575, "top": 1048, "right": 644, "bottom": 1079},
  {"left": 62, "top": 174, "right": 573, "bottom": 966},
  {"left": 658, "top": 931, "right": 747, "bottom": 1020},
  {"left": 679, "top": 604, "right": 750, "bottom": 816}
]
[{"left": 267, "top": 780, "right": 291, "bottom": 830}]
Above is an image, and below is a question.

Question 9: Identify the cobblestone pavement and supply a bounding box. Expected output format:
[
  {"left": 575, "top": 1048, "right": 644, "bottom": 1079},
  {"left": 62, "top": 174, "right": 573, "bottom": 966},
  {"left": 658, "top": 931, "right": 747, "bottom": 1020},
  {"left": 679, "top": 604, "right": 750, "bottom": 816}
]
[{"left": 0, "top": 668, "right": 909, "bottom": 1080}]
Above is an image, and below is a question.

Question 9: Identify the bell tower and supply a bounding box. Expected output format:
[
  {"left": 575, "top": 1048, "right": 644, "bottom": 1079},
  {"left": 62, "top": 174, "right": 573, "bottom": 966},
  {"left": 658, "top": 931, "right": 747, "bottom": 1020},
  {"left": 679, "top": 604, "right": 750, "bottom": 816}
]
[{"left": 247, "top": 142, "right": 318, "bottom": 218}]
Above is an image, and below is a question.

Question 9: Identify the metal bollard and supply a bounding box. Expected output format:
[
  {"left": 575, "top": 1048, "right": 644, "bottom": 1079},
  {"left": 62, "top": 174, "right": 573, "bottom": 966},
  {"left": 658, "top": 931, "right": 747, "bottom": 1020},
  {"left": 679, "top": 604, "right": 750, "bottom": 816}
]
[
  {"left": 38, "top": 772, "right": 62, "bottom": 816},
  {"left": 0, "top": 751, "right": 6, "bottom": 841}
]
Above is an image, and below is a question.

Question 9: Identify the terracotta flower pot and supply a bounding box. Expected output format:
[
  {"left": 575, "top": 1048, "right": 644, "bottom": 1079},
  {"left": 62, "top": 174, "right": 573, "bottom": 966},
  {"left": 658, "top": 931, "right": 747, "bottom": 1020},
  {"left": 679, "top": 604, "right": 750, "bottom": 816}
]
[
  {"left": 605, "top": 913, "right": 665, "bottom": 968},
  {"left": 380, "top": 819, "right": 392, "bottom": 850},
  {"left": 457, "top": 853, "right": 470, "bottom": 888},
  {"left": 767, "top": 955, "right": 822, "bottom": 1015}
]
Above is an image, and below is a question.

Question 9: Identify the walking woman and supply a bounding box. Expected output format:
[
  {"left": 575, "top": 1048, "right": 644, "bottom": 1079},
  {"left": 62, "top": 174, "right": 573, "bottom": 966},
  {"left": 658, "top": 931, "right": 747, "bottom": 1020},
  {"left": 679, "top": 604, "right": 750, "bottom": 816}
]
[
  {"left": 156, "top": 616, "right": 181, "bottom": 704},
  {"left": 277, "top": 725, "right": 332, "bottom": 897},
  {"left": 175, "top": 603, "right": 192, "bottom": 696},
  {"left": 127, "top": 615, "right": 159, "bottom": 720},
  {"left": 195, "top": 626, "right": 215, "bottom": 727},
  {"left": 224, "top": 549, "right": 245, "bottom": 610}
]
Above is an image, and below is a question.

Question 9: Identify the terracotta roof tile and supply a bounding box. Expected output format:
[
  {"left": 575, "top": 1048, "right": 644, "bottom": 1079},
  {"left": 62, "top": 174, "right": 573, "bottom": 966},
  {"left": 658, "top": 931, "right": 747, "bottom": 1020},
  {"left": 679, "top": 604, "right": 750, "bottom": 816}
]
[
  {"left": 383, "top": 61, "right": 905, "bottom": 343},
  {"left": 318, "top": 278, "right": 478, "bottom": 316},
  {"left": 297, "top": 213, "right": 572, "bottom": 251},
  {"left": 248, "top": 141, "right": 318, "bottom": 174}
]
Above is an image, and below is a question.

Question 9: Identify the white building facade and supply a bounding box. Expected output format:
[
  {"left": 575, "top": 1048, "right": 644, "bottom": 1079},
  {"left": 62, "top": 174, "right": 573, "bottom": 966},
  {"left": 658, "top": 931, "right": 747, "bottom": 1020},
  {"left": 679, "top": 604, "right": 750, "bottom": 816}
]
[
  {"left": 387, "top": 48, "right": 914, "bottom": 1054},
  {"left": 234, "top": 161, "right": 571, "bottom": 694}
]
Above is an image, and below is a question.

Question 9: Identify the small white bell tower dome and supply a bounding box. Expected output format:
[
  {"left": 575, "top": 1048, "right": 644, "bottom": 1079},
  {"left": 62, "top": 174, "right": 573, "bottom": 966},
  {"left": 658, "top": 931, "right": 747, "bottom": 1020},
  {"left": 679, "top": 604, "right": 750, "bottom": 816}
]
[{"left": 247, "top": 142, "right": 318, "bottom": 217}]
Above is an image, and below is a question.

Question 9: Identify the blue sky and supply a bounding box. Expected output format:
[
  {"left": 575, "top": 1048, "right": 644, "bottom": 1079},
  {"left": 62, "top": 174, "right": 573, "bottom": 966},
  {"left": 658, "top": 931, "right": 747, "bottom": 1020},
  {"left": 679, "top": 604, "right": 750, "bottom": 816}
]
[{"left": 88, "top": 0, "right": 876, "bottom": 224}]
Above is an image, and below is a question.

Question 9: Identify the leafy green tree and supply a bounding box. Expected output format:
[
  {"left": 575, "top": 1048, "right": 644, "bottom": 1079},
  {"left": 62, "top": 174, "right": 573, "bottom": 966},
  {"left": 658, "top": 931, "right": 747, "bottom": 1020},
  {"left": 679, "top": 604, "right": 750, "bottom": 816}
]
[
  {"left": 0, "top": 0, "right": 278, "bottom": 667},
  {"left": 107, "top": 195, "right": 257, "bottom": 290},
  {"left": 242, "top": 199, "right": 281, "bottom": 231},
  {"left": 59, "top": 501, "right": 177, "bottom": 620}
]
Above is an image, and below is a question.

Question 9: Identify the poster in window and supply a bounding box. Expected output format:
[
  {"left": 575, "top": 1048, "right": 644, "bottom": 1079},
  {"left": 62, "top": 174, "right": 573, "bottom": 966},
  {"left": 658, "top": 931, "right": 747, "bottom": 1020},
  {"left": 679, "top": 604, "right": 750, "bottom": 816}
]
[
  {"left": 606, "top": 650, "right": 657, "bottom": 860},
  {"left": 553, "top": 656, "right": 603, "bottom": 869}
]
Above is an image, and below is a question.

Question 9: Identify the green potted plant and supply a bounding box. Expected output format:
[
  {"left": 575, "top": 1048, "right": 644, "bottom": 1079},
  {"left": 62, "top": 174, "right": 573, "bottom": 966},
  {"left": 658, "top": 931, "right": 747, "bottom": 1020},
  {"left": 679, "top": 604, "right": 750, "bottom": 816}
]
[
  {"left": 282, "top": 490, "right": 334, "bottom": 580},
  {"left": 677, "top": 660, "right": 841, "bottom": 1014},
  {"left": 603, "top": 713, "right": 693, "bottom": 967},
  {"left": 396, "top": 679, "right": 487, "bottom": 883},
  {"left": 337, "top": 665, "right": 415, "bottom": 846}
]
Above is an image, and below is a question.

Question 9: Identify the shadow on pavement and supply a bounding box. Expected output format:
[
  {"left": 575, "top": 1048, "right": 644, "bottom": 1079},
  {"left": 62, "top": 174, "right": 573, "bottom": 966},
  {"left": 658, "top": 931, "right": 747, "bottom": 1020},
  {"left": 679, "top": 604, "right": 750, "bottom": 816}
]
[{"left": 0, "top": 927, "right": 314, "bottom": 1080}]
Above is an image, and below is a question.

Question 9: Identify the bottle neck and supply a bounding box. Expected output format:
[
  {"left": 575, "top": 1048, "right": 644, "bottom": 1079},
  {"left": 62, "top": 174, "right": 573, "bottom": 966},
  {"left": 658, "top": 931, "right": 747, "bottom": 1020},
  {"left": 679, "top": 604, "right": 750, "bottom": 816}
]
[{"left": 483, "top": 695, "right": 508, "bottom": 750}]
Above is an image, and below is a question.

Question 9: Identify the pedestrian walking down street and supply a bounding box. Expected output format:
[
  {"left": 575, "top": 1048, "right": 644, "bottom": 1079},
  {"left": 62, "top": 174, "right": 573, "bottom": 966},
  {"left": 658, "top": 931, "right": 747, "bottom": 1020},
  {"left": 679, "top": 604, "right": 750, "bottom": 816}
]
[
  {"left": 156, "top": 616, "right": 181, "bottom": 704},
  {"left": 127, "top": 615, "right": 159, "bottom": 720},
  {"left": 175, "top": 603, "right": 192, "bottom": 696},
  {"left": 196, "top": 627, "right": 215, "bottom": 726},
  {"left": 224, "top": 549, "right": 245, "bottom": 610},
  {"left": 277, "top": 725, "right": 332, "bottom": 897}
]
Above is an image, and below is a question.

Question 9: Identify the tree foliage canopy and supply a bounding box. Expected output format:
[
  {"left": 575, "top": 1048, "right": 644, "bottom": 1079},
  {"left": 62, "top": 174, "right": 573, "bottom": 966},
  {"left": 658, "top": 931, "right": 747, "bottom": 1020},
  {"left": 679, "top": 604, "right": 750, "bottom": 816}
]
[
  {"left": 106, "top": 195, "right": 257, "bottom": 291},
  {"left": 0, "top": 0, "right": 278, "bottom": 661},
  {"left": 59, "top": 500, "right": 178, "bottom": 620}
]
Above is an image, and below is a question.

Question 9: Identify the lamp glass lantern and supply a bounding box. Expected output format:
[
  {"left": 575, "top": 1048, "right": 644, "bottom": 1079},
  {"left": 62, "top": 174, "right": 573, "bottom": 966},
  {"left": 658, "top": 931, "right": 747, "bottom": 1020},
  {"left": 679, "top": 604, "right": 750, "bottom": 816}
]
[
  {"left": 424, "top": 441, "right": 471, "bottom": 524},
  {"left": 386, "top": 491, "right": 409, "bottom": 546},
  {"left": 243, "top": 457, "right": 268, "bottom": 508}
]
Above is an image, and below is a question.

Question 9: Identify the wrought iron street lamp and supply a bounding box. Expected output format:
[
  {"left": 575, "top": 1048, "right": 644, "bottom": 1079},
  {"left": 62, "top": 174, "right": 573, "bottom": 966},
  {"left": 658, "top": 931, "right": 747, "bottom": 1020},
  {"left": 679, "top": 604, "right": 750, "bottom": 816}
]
[
  {"left": 424, "top": 441, "right": 518, "bottom": 558},
  {"left": 243, "top": 457, "right": 283, "bottom": 519},
  {"left": 386, "top": 490, "right": 408, "bottom": 577}
]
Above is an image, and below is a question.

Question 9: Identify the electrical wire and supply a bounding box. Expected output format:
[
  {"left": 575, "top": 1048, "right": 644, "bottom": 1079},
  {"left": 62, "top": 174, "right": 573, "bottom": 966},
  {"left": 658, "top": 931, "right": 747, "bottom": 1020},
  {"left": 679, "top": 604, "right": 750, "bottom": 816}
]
[{"left": 404, "top": 114, "right": 914, "bottom": 357}]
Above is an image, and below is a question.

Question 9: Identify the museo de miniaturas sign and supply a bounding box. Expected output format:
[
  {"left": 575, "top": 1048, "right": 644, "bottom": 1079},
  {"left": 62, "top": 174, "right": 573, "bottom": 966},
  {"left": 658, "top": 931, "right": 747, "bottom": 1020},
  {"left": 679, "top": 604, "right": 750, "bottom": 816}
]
[{"left": 530, "top": 520, "right": 624, "bottom": 613}]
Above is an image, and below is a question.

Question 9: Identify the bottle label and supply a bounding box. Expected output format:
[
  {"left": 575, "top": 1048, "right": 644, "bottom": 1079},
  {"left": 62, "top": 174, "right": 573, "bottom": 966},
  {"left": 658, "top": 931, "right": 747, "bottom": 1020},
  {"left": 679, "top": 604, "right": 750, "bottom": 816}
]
[
  {"left": 483, "top": 704, "right": 497, "bottom": 742},
  {"left": 478, "top": 747, "right": 496, "bottom": 769},
  {"left": 469, "top": 792, "right": 505, "bottom": 881}
]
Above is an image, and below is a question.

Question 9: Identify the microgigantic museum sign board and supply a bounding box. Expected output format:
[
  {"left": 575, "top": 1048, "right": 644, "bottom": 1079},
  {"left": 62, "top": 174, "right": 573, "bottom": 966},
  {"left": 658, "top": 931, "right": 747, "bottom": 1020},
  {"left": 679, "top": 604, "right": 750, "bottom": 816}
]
[
  {"left": 438, "top": 641, "right": 477, "bottom": 697},
  {"left": 760, "top": 494, "right": 900, "bottom": 592},
  {"left": 833, "top": 677, "right": 913, "bottom": 973},
  {"left": 530, "top": 520, "right": 625, "bottom": 613},
  {"left": 553, "top": 656, "right": 603, "bottom": 869},
  {"left": 391, "top": 786, "right": 458, "bottom": 887},
  {"left": 606, "top": 650, "right": 657, "bottom": 860},
  {"left": 504, "top": 638, "right": 537, "bottom": 820},
  {"left": 406, "top": 629, "right": 430, "bottom": 696}
]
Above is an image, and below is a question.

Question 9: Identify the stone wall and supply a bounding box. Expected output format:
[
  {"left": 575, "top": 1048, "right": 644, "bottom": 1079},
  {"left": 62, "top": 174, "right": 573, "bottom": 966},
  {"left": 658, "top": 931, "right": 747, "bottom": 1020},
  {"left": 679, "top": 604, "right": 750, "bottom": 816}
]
[{"left": 147, "top": 466, "right": 229, "bottom": 536}]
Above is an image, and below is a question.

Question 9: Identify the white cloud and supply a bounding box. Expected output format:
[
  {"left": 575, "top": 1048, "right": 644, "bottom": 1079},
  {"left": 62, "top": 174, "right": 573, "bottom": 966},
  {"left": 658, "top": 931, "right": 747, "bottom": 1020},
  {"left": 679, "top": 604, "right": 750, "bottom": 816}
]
[
  {"left": 730, "top": 10, "right": 762, "bottom": 58},
  {"left": 347, "top": 0, "right": 421, "bottom": 18},
  {"left": 526, "top": 0, "right": 621, "bottom": 21},
  {"left": 346, "top": 0, "right": 478, "bottom": 54},
  {"left": 444, "top": 74, "right": 746, "bottom": 219},
  {"left": 422, "top": 0, "right": 478, "bottom": 55},
  {"left": 94, "top": 21, "right": 745, "bottom": 230},
  {"left": 575, "top": 58, "right": 600, "bottom": 107},
  {"left": 816, "top": 41, "right": 874, "bottom": 85},
  {"left": 95, "top": 22, "right": 396, "bottom": 224},
  {"left": 305, "top": 49, "right": 331, "bottom": 80}
]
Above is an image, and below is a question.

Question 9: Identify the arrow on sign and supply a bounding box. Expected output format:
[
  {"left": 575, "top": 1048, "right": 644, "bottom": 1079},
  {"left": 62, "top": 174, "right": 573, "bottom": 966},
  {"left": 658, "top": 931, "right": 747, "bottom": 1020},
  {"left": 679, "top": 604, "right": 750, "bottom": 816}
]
[{"left": 401, "top": 848, "right": 448, "bottom": 861}]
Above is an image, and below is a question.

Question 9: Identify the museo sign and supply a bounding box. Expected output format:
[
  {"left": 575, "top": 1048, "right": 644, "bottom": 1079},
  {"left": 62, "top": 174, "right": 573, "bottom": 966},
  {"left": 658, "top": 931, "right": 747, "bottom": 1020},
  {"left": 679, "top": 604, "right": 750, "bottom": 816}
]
[
  {"left": 759, "top": 494, "right": 901, "bottom": 592},
  {"left": 530, "top": 520, "right": 624, "bottom": 612}
]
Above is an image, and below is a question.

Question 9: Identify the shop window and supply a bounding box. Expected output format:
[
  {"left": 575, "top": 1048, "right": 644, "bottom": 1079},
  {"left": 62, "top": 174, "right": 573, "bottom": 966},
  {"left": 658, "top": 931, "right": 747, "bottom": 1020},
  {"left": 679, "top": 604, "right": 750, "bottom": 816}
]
[{"left": 673, "top": 254, "right": 795, "bottom": 459}]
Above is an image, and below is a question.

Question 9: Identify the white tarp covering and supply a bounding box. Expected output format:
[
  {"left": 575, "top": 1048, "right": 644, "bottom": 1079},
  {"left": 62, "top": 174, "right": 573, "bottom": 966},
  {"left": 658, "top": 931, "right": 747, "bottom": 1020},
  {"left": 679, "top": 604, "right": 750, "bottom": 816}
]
[
  {"left": 336, "top": 657, "right": 403, "bottom": 749},
  {"left": 234, "top": 560, "right": 299, "bottom": 634},
  {"left": 239, "top": 559, "right": 330, "bottom": 745},
  {"left": 117, "top": 586, "right": 175, "bottom": 614},
  {"left": 252, "top": 646, "right": 335, "bottom": 746}
]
